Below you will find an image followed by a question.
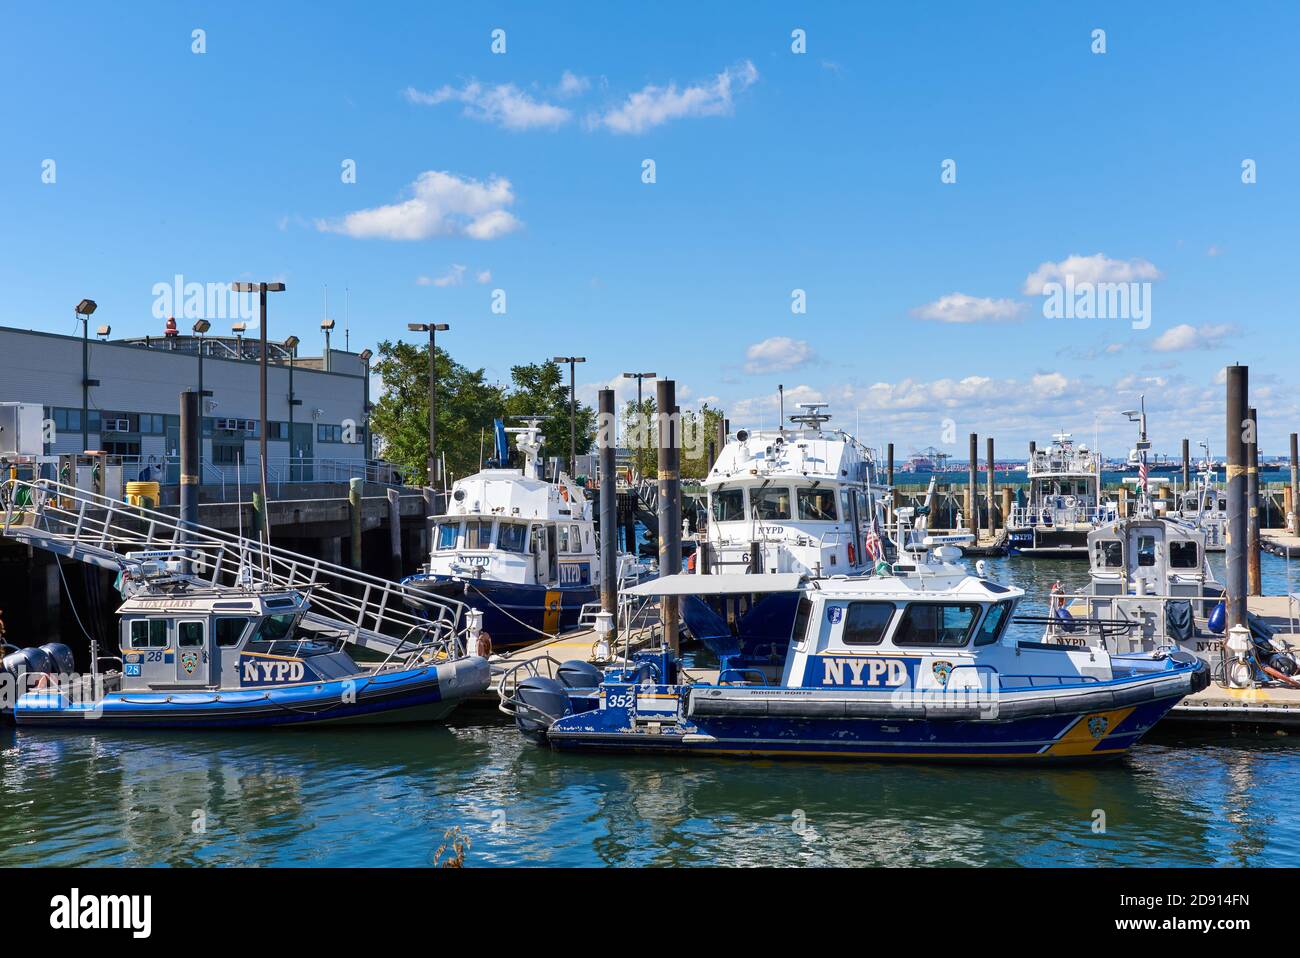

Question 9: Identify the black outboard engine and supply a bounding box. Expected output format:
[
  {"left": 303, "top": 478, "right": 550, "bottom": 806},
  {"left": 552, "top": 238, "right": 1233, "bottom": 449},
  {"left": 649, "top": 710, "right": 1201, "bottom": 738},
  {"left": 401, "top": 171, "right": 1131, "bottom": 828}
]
[
  {"left": 2, "top": 646, "right": 55, "bottom": 678},
  {"left": 38, "top": 643, "right": 76, "bottom": 674},
  {"left": 556, "top": 659, "right": 603, "bottom": 690},
  {"left": 513, "top": 676, "right": 572, "bottom": 744}
]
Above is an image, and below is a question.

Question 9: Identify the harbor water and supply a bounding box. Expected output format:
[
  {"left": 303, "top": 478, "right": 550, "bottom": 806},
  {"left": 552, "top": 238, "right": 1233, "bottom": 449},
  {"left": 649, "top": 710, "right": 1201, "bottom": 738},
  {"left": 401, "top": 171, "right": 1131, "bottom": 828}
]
[{"left": 4, "top": 553, "right": 1300, "bottom": 868}]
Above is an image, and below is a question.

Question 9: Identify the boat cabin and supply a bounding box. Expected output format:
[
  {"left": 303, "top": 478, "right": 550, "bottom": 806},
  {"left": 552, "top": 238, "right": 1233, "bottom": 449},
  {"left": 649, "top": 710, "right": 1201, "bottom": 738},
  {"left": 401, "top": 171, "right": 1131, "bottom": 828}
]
[
  {"left": 117, "top": 588, "right": 357, "bottom": 692},
  {"left": 702, "top": 404, "right": 889, "bottom": 577}
]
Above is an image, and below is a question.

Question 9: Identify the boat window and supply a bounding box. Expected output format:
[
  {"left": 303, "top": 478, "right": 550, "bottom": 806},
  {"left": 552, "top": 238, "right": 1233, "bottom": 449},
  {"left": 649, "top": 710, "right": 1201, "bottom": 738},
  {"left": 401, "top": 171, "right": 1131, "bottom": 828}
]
[
  {"left": 464, "top": 519, "right": 493, "bottom": 549},
  {"left": 570, "top": 524, "right": 583, "bottom": 552},
  {"left": 253, "top": 613, "right": 297, "bottom": 643},
  {"left": 435, "top": 522, "right": 459, "bottom": 551},
  {"left": 128, "top": 619, "right": 168, "bottom": 649},
  {"left": 1218, "top": 498, "right": 1227, "bottom": 511},
  {"left": 791, "top": 596, "right": 813, "bottom": 646},
  {"left": 711, "top": 489, "right": 745, "bottom": 522},
  {"left": 797, "top": 487, "right": 838, "bottom": 521},
  {"left": 893, "top": 603, "right": 979, "bottom": 647},
  {"left": 974, "top": 601, "right": 1014, "bottom": 646},
  {"left": 1170, "top": 540, "right": 1198, "bottom": 569},
  {"left": 1136, "top": 535, "right": 1157, "bottom": 567},
  {"left": 216, "top": 618, "right": 251, "bottom": 648},
  {"left": 841, "top": 602, "right": 894, "bottom": 646},
  {"left": 752, "top": 486, "right": 792, "bottom": 520},
  {"left": 498, "top": 522, "right": 528, "bottom": 553},
  {"left": 1097, "top": 540, "right": 1123, "bottom": 568},
  {"left": 557, "top": 524, "right": 570, "bottom": 553},
  {"left": 178, "top": 621, "right": 204, "bottom": 648}
]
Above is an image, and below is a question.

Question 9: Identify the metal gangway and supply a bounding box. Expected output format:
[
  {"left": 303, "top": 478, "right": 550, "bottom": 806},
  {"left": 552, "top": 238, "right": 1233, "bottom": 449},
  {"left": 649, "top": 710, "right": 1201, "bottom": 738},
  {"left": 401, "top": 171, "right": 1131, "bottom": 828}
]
[{"left": 0, "top": 478, "right": 471, "bottom": 659}]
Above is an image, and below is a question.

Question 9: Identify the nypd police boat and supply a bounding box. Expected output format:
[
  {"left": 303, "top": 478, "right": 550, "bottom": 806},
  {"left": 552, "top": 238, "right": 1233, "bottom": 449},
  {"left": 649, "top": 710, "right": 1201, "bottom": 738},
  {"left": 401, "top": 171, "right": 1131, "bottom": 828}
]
[
  {"left": 404, "top": 418, "right": 648, "bottom": 651},
  {"left": 3, "top": 557, "right": 490, "bottom": 731},
  {"left": 500, "top": 510, "right": 1208, "bottom": 762}
]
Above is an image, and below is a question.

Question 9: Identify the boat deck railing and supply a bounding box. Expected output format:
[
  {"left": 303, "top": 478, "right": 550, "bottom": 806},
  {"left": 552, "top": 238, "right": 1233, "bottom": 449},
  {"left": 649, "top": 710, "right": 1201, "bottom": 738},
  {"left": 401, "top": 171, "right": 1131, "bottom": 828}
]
[
  {"left": 1008, "top": 503, "right": 1113, "bottom": 529},
  {"left": 0, "top": 477, "right": 470, "bottom": 660}
]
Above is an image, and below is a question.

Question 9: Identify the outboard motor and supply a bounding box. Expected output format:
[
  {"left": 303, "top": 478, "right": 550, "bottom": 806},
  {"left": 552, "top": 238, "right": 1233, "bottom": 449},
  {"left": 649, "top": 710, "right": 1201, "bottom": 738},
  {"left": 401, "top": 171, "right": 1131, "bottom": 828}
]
[
  {"left": 513, "top": 676, "right": 572, "bottom": 744},
  {"left": 2, "top": 646, "right": 55, "bottom": 678},
  {"left": 556, "top": 659, "right": 603, "bottom": 690},
  {"left": 38, "top": 643, "right": 75, "bottom": 674}
]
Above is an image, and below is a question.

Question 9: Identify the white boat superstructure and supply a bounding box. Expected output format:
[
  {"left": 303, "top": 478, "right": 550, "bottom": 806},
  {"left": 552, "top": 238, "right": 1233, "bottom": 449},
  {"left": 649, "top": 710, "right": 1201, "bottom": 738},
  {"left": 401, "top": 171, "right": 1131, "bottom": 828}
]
[
  {"left": 1006, "top": 431, "right": 1115, "bottom": 556},
  {"left": 1173, "top": 441, "right": 1228, "bottom": 552},
  {"left": 699, "top": 403, "right": 891, "bottom": 577}
]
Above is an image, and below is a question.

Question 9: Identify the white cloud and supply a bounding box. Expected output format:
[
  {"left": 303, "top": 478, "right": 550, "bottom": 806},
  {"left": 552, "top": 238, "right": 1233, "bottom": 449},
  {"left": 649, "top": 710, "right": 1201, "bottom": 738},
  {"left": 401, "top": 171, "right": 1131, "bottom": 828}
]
[
  {"left": 475, "top": 269, "right": 492, "bottom": 284},
  {"left": 1022, "top": 253, "right": 1162, "bottom": 295},
  {"left": 591, "top": 60, "right": 758, "bottom": 134},
  {"left": 1151, "top": 323, "right": 1236, "bottom": 352},
  {"left": 405, "top": 82, "right": 571, "bottom": 131},
  {"left": 910, "top": 293, "right": 1024, "bottom": 324},
  {"left": 556, "top": 71, "right": 590, "bottom": 97},
  {"left": 417, "top": 264, "right": 467, "bottom": 287},
  {"left": 743, "top": 336, "right": 814, "bottom": 374},
  {"left": 316, "top": 171, "right": 521, "bottom": 241}
]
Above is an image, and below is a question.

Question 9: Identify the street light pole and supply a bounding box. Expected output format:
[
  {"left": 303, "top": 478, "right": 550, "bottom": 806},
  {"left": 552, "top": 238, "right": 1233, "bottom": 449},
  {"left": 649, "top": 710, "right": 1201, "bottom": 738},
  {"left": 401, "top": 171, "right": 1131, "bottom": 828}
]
[
  {"left": 75, "top": 299, "right": 97, "bottom": 453},
  {"left": 554, "top": 357, "right": 587, "bottom": 476},
  {"left": 233, "top": 281, "right": 285, "bottom": 548},
  {"left": 408, "top": 323, "right": 449, "bottom": 488}
]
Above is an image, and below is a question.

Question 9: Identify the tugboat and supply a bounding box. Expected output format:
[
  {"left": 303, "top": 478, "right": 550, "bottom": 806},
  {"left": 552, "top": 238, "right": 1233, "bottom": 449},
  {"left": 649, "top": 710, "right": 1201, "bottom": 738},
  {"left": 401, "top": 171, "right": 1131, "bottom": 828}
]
[
  {"left": 403, "top": 419, "right": 646, "bottom": 651},
  {"left": 1006, "top": 432, "right": 1114, "bottom": 557},
  {"left": 500, "top": 510, "right": 1208, "bottom": 762},
  {"left": 5, "top": 560, "right": 490, "bottom": 729},
  {"left": 690, "top": 402, "right": 892, "bottom": 656}
]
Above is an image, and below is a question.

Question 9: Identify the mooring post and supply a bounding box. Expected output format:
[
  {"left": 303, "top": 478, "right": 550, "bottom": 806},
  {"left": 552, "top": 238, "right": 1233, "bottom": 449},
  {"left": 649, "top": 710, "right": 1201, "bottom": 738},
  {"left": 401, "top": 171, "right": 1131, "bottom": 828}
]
[
  {"left": 1001, "top": 487, "right": 1012, "bottom": 532},
  {"left": 1291, "top": 432, "right": 1299, "bottom": 535},
  {"left": 656, "top": 380, "right": 681, "bottom": 655},
  {"left": 423, "top": 487, "right": 436, "bottom": 552},
  {"left": 968, "top": 433, "right": 979, "bottom": 538},
  {"left": 887, "top": 442, "right": 897, "bottom": 516},
  {"left": 349, "top": 477, "right": 363, "bottom": 570},
  {"left": 1181, "top": 438, "right": 1190, "bottom": 495},
  {"left": 1248, "top": 407, "right": 1261, "bottom": 596},
  {"left": 1225, "top": 365, "right": 1249, "bottom": 630},
  {"left": 179, "top": 390, "right": 199, "bottom": 570},
  {"left": 386, "top": 487, "right": 402, "bottom": 580},
  {"left": 986, "top": 436, "right": 996, "bottom": 538},
  {"left": 598, "top": 389, "right": 618, "bottom": 615}
]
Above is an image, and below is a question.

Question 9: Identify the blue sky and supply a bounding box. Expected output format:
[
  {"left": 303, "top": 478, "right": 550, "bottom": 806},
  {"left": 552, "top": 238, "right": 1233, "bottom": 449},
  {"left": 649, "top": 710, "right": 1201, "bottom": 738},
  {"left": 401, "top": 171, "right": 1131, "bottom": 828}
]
[{"left": 3, "top": 1, "right": 1297, "bottom": 459}]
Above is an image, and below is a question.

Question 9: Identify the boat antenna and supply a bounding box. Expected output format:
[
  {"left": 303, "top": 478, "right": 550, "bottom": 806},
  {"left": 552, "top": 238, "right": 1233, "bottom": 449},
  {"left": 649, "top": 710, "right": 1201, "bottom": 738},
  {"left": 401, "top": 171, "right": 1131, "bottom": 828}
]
[{"left": 778, "top": 384, "right": 785, "bottom": 435}]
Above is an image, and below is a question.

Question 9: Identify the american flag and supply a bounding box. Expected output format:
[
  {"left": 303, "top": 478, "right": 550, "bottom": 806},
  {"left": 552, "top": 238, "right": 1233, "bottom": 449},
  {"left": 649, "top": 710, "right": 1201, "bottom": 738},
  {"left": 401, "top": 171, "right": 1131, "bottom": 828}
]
[
  {"left": 1138, "top": 452, "right": 1148, "bottom": 490},
  {"left": 864, "top": 517, "right": 884, "bottom": 562}
]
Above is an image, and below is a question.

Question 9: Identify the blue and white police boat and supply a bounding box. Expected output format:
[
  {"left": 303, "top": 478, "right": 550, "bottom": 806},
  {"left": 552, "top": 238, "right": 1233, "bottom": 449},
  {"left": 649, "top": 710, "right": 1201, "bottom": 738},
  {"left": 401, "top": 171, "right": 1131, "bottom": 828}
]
[
  {"left": 689, "top": 402, "right": 892, "bottom": 656},
  {"left": 1006, "top": 432, "right": 1115, "bottom": 557},
  {"left": 500, "top": 511, "right": 1208, "bottom": 762},
  {"left": 5, "top": 567, "right": 491, "bottom": 730},
  {"left": 404, "top": 419, "right": 646, "bottom": 651}
]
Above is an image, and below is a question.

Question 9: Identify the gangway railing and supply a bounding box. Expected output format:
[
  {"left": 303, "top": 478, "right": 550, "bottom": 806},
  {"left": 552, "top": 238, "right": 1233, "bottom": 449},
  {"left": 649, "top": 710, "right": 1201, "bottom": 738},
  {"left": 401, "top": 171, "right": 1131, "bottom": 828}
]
[{"left": 1, "top": 478, "right": 470, "bottom": 659}]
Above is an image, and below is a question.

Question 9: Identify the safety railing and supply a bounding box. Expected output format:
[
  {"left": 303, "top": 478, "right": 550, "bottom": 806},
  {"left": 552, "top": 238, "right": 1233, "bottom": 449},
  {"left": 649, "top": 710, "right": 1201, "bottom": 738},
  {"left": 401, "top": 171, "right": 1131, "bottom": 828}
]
[{"left": 0, "top": 477, "right": 469, "bottom": 660}]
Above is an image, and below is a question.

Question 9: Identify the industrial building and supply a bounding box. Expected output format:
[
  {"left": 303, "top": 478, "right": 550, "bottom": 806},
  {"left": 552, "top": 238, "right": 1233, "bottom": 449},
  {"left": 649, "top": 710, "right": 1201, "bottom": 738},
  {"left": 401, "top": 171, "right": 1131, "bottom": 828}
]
[{"left": 0, "top": 319, "right": 375, "bottom": 489}]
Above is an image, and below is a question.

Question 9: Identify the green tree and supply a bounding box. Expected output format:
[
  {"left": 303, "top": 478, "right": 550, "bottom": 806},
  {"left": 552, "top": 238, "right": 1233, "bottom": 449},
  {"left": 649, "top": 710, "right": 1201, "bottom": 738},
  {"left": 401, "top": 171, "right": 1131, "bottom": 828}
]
[
  {"left": 620, "top": 399, "right": 724, "bottom": 482},
  {"left": 501, "top": 361, "right": 595, "bottom": 470},
  {"left": 369, "top": 339, "right": 504, "bottom": 482}
]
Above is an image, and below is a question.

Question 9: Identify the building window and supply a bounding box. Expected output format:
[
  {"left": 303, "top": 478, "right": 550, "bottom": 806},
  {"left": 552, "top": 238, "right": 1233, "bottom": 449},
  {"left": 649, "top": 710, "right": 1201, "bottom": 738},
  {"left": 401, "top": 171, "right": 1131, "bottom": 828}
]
[
  {"left": 212, "top": 442, "right": 244, "bottom": 465},
  {"left": 317, "top": 424, "right": 344, "bottom": 443}
]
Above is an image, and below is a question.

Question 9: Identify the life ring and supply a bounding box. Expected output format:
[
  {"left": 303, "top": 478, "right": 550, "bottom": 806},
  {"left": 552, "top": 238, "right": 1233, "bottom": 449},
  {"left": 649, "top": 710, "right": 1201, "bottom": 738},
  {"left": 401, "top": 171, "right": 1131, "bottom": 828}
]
[
  {"left": 687, "top": 552, "right": 697, "bottom": 572},
  {"left": 559, "top": 485, "right": 569, "bottom": 501}
]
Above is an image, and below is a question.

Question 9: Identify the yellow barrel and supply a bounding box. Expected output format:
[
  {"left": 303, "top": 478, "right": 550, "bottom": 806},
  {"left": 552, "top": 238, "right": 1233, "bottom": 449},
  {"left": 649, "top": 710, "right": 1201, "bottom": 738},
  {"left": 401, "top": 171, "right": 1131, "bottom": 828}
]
[{"left": 126, "top": 481, "right": 161, "bottom": 509}]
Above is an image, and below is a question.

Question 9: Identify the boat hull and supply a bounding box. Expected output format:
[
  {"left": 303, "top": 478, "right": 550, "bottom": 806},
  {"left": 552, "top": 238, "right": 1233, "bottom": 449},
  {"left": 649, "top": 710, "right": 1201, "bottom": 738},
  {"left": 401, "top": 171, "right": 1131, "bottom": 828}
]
[
  {"left": 1007, "top": 527, "right": 1091, "bottom": 557},
  {"left": 541, "top": 663, "right": 1207, "bottom": 763},
  {"left": 404, "top": 574, "right": 597, "bottom": 650},
  {"left": 13, "top": 657, "right": 490, "bottom": 730}
]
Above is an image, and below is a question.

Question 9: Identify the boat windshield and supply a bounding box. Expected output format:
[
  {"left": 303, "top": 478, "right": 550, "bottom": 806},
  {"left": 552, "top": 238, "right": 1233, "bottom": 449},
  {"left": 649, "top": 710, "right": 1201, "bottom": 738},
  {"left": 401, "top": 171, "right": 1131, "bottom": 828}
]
[
  {"left": 499, "top": 522, "right": 528, "bottom": 552},
  {"left": 435, "top": 522, "right": 459, "bottom": 551},
  {"left": 797, "top": 487, "right": 838, "bottom": 521},
  {"left": 711, "top": 489, "right": 745, "bottom": 522},
  {"left": 752, "top": 487, "right": 791, "bottom": 520},
  {"left": 252, "top": 613, "right": 299, "bottom": 643}
]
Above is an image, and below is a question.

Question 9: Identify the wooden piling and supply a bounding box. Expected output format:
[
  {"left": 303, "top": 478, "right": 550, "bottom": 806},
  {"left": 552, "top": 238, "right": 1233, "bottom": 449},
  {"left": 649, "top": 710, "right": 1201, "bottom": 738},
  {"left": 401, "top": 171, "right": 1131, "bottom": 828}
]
[
  {"left": 1248, "top": 407, "right": 1261, "bottom": 596},
  {"left": 386, "top": 487, "right": 402, "bottom": 580},
  {"left": 656, "top": 380, "right": 681, "bottom": 654},
  {"left": 598, "top": 389, "right": 618, "bottom": 615},
  {"left": 1181, "top": 438, "right": 1190, "bottom": 494},
  {"left": 349, "top": 477, "right": 363, "bottom": 570},
  {"left": 1291, "top": 432, "right": 1299, "bottom": 534},
  {"left": 986, "top": 436, "right": 996, "bottom": 538},
  {"left": 968, "top": 433, "right": 979, "bottom": 538},
  {"left": 1225, "top": 365, "right": 1249, "bottom": 631}
]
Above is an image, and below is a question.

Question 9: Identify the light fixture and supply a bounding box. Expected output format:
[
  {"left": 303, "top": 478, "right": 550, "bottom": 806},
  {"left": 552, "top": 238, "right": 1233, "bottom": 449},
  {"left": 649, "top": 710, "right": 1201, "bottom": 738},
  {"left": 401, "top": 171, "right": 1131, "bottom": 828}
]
[
  {"left": 231, "top": 322, "right": 247, "bottom": 333},
  {"left": 75, "top": 299, "right": 97, "bottom": 316},
  {"left": 96, "top": 325, "right": 111, "bottom": 339},
  {"left": 358, "top": 348, "right": 372, "bottom": 362},
  {"left": 284, "top": 334, "right": 300, "bottom": 350},
  {"left": 321, "top": 319, "right": 336, "bottom": 330},
  {"left": 193, "top": 319, "right": 211, "bottom": 334}
]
